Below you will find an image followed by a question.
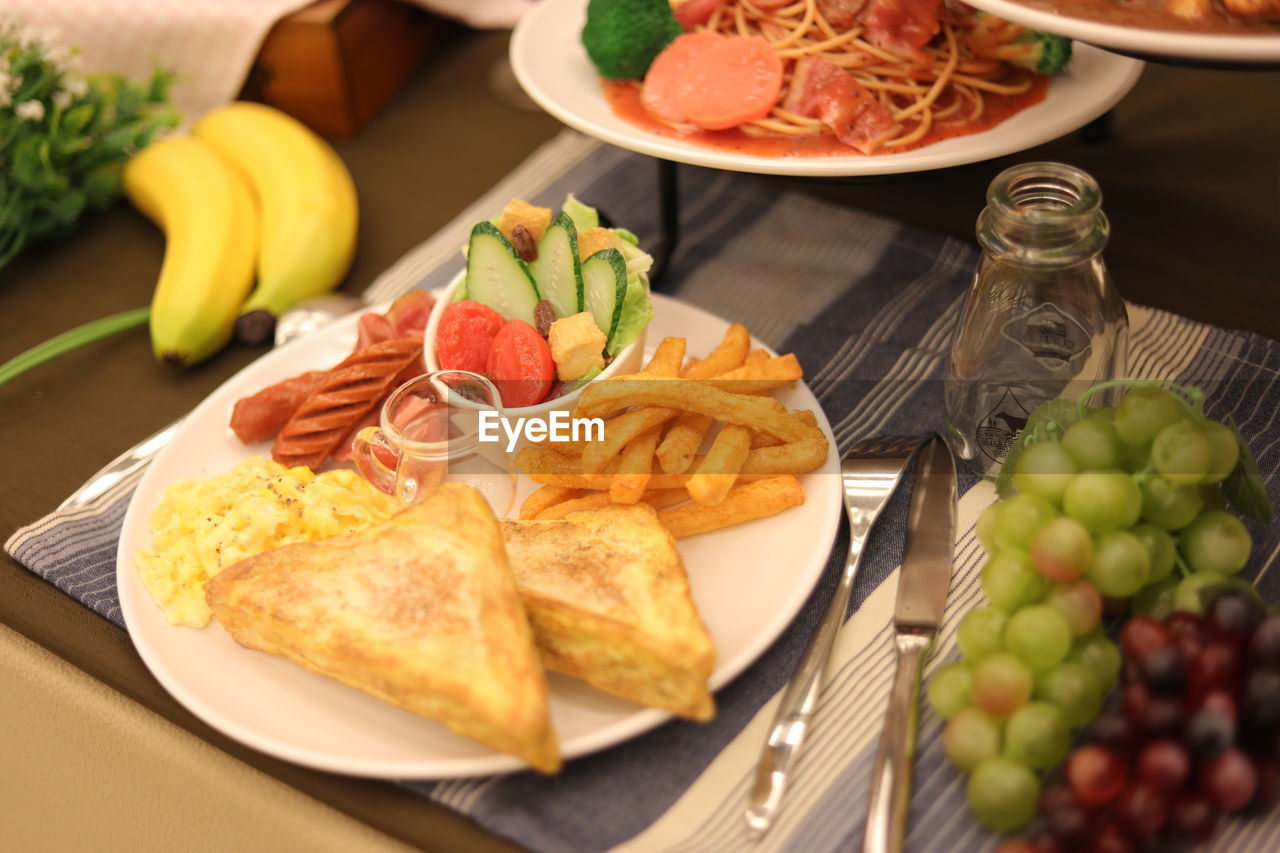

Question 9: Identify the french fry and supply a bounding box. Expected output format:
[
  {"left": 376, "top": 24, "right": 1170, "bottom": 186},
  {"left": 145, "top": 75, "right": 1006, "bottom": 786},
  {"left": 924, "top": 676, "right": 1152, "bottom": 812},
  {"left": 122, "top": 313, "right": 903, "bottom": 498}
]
[
  {"left": 681, "top": 323, "right": 749, "bottom": 380},
  {"left": 523, "top": 467, "right": 773, "bottom": 491},
  {"left": 535, "top": 487, "right": 690, "bottom": 519},
  {"left": 658, "top": 476, "right": 805, "bottom": 538},
  {"left": 551, "top": 440, "right": 586, "bottom": 458},
  {"left": 644, "top": 337, "right": 686, "bottom": 378},
  {"left": 576, "top": 379, "right": 812, "bottom": 442},
  {"left": 740, "top": 429, "right": 830, "bottom": 475},
  {"left": 581, "top": 406, "right": 675, "bottom": 473},
  {"left": 534, "top": 490, "right": 615, "bottom": 519},
  {"left": 656, "top": 411, "right": 714, "bottom": 474},
  {"left": 744, "top": 349, "right": 770, "bottom": 366},
  {"left": 519, "top": 485, "right": 587, "bottom": 519},
  {"left": 750, "top": 410, "right": 819, "bottom": 448},
  {"left": 687, "top": 425, "right": 752, "bottom": 505},
  {"left": 702, "top": 354, "right": 804, "bottom": 395},
  {"left": 611, "top": 427, "right": 662, "bottom": 504},
  {"left": 641, "top": 488, "right": 693, "bottom": 510}
]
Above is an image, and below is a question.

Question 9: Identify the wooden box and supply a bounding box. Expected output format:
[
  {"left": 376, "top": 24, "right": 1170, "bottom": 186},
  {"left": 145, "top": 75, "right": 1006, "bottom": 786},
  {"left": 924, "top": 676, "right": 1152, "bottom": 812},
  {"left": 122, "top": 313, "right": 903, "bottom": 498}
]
[{"left": 242, "top": 0, "right": 444, "bottom": 138}]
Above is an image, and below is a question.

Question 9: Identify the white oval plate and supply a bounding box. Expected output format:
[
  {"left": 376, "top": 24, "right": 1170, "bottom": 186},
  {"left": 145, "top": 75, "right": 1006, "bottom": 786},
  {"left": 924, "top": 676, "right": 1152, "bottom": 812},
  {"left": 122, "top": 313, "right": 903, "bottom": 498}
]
[
  {"left": 510, "top": 0, "right": 1144, "bottom": 178},
  {"left": 116, "top": 293, "right": 842, "bottom": 779},
  {"left": 963, "top": 0, "right": 1280, "bottom": 63}
]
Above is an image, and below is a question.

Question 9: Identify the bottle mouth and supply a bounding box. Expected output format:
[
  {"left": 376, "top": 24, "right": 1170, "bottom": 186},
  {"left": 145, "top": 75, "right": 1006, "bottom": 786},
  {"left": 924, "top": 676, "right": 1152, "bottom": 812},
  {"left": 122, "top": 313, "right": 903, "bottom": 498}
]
[
  {"left": 979, "top": 161, "right": 1108, "bottom": 258},
  {"left": 988, "top": 162, "right": 1102, "bottom": 222}
]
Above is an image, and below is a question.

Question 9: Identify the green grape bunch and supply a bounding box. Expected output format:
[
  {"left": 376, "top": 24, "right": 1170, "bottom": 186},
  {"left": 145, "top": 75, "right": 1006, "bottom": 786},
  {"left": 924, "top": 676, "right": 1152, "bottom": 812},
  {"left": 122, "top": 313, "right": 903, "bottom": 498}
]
[{"left": 928, "top": 380, "right": 1273, "bottom": 835}]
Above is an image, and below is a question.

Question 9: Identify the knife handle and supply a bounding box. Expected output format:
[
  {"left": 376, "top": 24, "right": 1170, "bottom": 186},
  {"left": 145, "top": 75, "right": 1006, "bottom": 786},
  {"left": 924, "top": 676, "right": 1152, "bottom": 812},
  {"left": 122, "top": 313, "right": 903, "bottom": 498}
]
[{"left": 863, "top": 630, "right": 933, "bottom": 853}]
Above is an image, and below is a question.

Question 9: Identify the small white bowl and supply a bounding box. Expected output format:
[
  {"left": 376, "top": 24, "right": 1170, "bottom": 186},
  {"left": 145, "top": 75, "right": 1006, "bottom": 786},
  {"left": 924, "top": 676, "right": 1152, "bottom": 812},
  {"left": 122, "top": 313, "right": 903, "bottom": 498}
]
[{"left": 423, "top": 270, "right": 647, "bottom": 450}]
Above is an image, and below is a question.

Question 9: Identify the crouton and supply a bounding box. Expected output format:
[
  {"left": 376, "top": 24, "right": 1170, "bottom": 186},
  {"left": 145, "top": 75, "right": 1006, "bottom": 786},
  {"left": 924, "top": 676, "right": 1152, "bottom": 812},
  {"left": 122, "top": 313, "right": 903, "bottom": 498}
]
[
  {"left": 577, "top": 227, "right": 624, "bottom": 261},
  {"left": 498, "top": 200, "right": 553, "bottom": 245},
  {"left": 548, "top": 313, "right": 606, "bottom": 382}
]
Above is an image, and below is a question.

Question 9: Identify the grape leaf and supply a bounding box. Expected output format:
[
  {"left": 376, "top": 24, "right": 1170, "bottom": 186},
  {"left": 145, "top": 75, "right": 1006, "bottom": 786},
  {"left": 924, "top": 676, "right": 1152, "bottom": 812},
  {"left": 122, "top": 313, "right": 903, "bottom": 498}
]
[
  {"left": 994, "top": 397, "right": 1084, "bottom": 498},
  {"left": 1222, "top": 416, "right": 1274, "bottom": 523}
]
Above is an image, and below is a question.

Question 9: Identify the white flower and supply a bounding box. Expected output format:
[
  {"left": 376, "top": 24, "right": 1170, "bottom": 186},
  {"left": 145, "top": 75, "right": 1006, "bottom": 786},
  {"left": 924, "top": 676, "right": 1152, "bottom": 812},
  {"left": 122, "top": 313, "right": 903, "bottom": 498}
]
[
  {"left": 15, "top": 99, "right": 44, "bottom": 121},
  {"left": 53, "top": 89, "right": 71, "bottom": 110},
  {"left": 0, "top": 71, "right": 9, "bottom": 90},
  {"left": 0, "top": 88, "right": 9, "bottom": 109},
  {"left": 65, "top": 76, "right": 87, "bottom": 98}
]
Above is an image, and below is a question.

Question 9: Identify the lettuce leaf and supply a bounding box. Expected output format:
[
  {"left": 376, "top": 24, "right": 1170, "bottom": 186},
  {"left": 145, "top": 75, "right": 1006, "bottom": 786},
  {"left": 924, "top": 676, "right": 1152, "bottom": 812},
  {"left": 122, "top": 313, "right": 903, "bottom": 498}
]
[{"left": 608, "top": 272, "right": 653, "bottom": 357}]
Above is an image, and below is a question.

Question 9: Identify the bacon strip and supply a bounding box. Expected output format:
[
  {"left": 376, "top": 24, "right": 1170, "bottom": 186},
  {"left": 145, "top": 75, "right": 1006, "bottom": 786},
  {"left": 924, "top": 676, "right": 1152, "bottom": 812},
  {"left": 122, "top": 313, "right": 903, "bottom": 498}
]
[{"left": 272, "top": 337, "right": 423, "bottom": 470}]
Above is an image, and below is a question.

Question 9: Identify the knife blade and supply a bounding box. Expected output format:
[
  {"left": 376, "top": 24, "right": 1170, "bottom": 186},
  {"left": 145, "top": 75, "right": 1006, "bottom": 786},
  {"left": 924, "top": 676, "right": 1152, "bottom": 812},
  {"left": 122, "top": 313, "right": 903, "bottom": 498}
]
[
  {"left": 862, "top": 435, "right": 956, "bottom": 853},
  {"left": 894, "top": 436, "right": 957, "bottom": 631}
]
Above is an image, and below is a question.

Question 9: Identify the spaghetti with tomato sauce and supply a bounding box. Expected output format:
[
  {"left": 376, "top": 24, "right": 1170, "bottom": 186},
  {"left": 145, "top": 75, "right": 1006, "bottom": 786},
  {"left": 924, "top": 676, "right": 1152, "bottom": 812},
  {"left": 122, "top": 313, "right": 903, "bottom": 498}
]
[
  {"left": 599, "top": 0, "right": 1062, "bottom": 157},
  {"left": 603, "top": 73, "right": 1048, "bottom": 156}
]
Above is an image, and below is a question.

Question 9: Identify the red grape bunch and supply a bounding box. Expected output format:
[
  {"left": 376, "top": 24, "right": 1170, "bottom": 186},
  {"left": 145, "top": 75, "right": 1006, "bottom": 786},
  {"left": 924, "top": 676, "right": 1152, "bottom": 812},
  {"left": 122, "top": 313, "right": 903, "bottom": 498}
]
[{"left": 997, "top": 588, "right": 1280, "bottom": 852}]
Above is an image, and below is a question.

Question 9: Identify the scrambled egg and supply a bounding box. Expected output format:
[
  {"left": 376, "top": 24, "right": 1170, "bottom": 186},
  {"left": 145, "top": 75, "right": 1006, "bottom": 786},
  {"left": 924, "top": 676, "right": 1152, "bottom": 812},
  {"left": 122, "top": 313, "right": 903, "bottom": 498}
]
[{"left": 135, "top": 456, "right": 398, "bottom": 627}]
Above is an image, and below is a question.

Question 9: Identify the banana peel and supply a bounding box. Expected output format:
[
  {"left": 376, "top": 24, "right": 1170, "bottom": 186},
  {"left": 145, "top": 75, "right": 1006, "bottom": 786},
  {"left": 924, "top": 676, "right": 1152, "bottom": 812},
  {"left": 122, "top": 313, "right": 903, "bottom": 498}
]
[
  {"left": 124, "top": 136, "right": 259, "bottom": 368},
  {"left": 192, "top": 102, "right": 358, "bottom": 340}
]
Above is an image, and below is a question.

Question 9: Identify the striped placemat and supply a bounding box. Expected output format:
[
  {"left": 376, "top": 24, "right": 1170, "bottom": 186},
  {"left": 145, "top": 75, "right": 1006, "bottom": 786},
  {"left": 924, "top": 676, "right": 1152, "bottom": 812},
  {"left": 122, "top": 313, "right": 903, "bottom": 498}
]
[{"left": 8, "top": 130, "right": 1280, "bottom": 852}]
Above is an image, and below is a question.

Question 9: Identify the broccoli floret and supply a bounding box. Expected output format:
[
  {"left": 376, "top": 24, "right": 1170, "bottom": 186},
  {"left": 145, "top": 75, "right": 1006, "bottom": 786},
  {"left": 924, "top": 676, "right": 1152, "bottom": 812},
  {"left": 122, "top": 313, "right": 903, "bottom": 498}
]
[
  {"left": 1005, "top": 31, "right": 1073, "bottom": 75},
  {"left": 581, "top": 0, "right": 684, "bottom": 80}
]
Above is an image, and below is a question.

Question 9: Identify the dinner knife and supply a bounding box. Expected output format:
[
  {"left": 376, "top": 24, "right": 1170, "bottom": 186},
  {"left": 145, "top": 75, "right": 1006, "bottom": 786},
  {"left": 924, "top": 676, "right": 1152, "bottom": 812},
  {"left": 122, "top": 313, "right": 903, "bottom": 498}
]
[{"left": 862, "top": 436, "right": 956, "bottom": 853}]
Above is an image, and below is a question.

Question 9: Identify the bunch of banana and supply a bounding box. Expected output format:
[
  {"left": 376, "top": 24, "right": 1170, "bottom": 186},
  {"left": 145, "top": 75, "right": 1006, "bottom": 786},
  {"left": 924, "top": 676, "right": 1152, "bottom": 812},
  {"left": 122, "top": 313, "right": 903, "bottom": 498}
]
[{"left": 124, "top": 102, "right": 358, "bottom": 367}]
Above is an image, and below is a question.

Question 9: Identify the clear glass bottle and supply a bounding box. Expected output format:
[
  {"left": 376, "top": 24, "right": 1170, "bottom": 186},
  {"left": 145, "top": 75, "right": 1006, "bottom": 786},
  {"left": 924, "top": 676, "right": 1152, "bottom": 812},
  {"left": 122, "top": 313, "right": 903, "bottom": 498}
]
[{"left": 944, "top": 162, "right": 1129, "bottom": 476}]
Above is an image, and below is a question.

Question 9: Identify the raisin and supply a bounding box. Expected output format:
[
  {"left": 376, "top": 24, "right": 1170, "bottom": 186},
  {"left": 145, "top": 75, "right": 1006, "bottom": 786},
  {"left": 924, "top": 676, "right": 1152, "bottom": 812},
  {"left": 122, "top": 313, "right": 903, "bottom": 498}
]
[
  {"left": 534, "top": 300, "right": 556, "bottom": 338},
  {"left": 511, "top": 224, "right": 537, "bottom": 262}
]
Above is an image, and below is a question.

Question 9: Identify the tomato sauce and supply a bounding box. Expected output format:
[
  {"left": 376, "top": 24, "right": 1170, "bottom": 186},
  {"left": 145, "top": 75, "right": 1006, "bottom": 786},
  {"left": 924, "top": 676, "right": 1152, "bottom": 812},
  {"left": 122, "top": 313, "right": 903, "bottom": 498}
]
[{"left": 602, "top": 76, "right": 1050, "bottom": 158}]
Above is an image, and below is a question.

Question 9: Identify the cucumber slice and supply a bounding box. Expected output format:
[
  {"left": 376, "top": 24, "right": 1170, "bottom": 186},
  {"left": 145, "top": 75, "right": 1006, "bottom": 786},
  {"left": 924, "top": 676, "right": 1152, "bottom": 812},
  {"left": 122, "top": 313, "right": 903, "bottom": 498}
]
[
  {"left": 464, "top": 222, "right": 540, "bottom": 326},
  {"left": 527, "top": 212, "right": 582, "bottom": 318},
  {"left": 580, "top": 248, "right": 628, "bottom": 348}
]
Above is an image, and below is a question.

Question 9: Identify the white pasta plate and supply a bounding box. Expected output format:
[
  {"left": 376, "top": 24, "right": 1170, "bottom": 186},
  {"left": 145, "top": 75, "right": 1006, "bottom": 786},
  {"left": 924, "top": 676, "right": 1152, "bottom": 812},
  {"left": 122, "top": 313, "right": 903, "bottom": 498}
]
[{"left": 510, "top": 0, "right": 1145, "bottom": 178}]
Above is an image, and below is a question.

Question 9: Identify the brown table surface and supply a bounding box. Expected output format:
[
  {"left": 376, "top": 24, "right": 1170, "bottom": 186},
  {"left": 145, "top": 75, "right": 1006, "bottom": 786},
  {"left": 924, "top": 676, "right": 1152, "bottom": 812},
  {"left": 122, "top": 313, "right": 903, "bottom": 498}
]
[{"left": 2, "top": 27, "right": 1278, "bottom": 853}]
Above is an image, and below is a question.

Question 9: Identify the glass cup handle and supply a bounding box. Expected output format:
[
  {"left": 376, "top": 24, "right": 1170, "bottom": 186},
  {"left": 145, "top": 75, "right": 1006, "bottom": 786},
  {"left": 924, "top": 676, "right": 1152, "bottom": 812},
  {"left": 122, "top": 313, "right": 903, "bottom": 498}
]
[{"left": 351, "top": 426, "right": 400, "bottom": 496}]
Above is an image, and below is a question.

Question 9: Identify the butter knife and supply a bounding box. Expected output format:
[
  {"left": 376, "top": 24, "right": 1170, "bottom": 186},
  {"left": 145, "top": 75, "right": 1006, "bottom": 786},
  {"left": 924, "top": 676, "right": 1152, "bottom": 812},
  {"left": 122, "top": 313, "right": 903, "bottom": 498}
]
[{"left": 862, "top": 436, "right": 956, "bottom": 853}]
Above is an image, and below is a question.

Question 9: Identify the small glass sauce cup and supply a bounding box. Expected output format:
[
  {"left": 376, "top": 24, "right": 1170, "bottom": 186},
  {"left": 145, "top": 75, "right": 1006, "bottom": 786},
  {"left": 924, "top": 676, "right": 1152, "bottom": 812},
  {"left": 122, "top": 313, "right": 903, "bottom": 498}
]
[{"left": 351, "top": 370, "right": 516, "bottom": 514}]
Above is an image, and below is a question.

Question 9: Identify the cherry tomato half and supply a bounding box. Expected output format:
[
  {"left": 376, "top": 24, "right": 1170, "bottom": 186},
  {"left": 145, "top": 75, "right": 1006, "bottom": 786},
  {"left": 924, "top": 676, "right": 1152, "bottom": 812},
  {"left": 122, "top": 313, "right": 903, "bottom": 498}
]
[
  {"left": 486, "top": 319, "right": 553, "bottom": 408},
  {"left": 435, "top": 300, "right": 505, "bottom": 374}
]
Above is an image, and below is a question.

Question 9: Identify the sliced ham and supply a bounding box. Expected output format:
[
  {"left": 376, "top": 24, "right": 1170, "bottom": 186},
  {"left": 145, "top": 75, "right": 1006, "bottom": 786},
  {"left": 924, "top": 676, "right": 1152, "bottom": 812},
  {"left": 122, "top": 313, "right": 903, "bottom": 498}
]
[
  {"left": 815, "top": 0, "right": 869, "bottom": 28},
  {"left": 863, "top": 0, "right": 943, "bottom": 52},
  {"left": 781, "top": 55, "right": 850, "bottom": 117},
  {"left": 385, "top": 289, "right": 434, "bottom": 339},
  {"left": 355, "top": 312, "right": 395, "bottom": 350},
  {"left": 781, "top": 56, "right": 901, "bottom": 154},
  {"left": 672, "top": 0, "right": 726, "bottom": 29}
]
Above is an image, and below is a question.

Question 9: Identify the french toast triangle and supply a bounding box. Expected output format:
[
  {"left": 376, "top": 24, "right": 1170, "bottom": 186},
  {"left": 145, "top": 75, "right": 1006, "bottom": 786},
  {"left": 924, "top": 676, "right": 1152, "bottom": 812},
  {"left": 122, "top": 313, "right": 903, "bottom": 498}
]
[
  {"left": 205, "top": 483, "right": 561, "bottom": 774},
  {"left": 501, "top": 504, "right": 718, "bottom": 721}
]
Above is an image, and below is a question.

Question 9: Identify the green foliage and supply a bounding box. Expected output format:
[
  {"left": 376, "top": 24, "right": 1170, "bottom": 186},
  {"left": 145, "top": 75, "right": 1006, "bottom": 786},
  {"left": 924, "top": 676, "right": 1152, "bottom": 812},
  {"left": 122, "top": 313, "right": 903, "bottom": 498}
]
[
  {"left": 581, "top": 0, "right": 683, "bottom": 80},
  {"left": 0, "top": 20, "right": 179, "bottom": 269}
]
